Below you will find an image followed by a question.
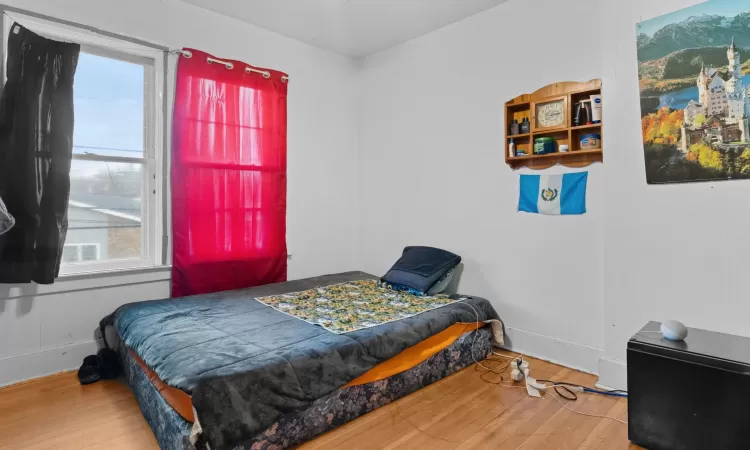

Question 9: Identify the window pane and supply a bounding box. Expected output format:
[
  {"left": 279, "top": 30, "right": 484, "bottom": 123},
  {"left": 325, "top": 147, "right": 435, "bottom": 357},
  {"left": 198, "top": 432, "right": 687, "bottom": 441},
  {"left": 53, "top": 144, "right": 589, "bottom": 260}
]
[
  {"left": 66, "top": 50, "right": 147, "bottom": 267},
  {"left": 62, "top": 246, "right": 80, "bottom": 264},
  {"left": 68, "top": 160, "right": 143, "bottom": 262},
  {"left": 73, "top": 52, "right": 145, "bottom": 158},
  {"left": 81, "top": 245, "right": 99, "bottom": 262}
]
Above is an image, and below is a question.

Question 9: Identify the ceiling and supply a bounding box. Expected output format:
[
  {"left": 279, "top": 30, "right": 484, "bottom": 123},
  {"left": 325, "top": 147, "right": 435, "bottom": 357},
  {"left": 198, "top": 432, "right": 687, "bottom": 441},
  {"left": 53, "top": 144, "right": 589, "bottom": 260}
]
[{"left": 180, "top": 0, "right": 508, "bottom": 59}]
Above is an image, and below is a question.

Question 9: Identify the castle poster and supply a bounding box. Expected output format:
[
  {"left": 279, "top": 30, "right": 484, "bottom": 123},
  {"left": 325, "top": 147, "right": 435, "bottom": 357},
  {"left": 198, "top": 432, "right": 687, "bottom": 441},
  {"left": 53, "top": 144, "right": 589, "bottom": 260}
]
[{"left": 638, "top": 0, "right": 750, "bottom": 184}]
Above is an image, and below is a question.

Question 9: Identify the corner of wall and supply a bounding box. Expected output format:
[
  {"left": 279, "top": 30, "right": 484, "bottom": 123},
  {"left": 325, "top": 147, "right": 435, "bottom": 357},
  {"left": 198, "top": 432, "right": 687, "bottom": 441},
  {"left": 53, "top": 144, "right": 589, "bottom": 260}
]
[{"left": 597, "top": 357, "right": 627, "bottom": 391}]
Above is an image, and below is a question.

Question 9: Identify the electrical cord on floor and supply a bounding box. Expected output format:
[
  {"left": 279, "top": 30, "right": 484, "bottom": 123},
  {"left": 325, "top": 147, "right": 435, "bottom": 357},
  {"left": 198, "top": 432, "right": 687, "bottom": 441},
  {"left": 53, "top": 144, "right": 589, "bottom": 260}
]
[
  {"left": 474, "top": 359, "right": 527, "bottom": 387},
  {"left": 491, "top": 350, "right": 518, "bottom": 360},
  {"left": 458, "top": 299, "right": 522, "bottom": 377},
  {"left": 536, "top": 380, "right": 628, "bottom": 398},
  {"left": 585, "top": 388, "right": 628, "bottom": 398},
  {"left": 538, "top": 381, "right": 579, "bottom": 400},
  {"left": 458, "top": 299, "right": 628, "bottom": 425},
  {"left": 548, "top": 391, "right": 629, "bottom": 425}
]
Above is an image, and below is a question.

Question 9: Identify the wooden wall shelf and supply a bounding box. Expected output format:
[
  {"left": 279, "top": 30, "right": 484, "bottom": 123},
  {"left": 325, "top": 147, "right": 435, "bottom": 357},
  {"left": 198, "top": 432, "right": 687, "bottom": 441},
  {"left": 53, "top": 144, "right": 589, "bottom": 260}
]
[{"left": 505, "top": 79, "right": 603, "bottom": 170}]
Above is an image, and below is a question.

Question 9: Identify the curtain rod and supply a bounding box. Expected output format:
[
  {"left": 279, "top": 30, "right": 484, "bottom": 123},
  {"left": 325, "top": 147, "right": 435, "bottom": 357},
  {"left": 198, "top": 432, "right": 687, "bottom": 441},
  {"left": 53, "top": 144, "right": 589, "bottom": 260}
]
[
  {"left": 0, "top": 6, "right": 289, "bottom": 83},
  {"left": 177, "top": 50, "right": 289, "bottom": 83},
  {"left": 0, "top": 4, "right": 169, "bottom": 52}
]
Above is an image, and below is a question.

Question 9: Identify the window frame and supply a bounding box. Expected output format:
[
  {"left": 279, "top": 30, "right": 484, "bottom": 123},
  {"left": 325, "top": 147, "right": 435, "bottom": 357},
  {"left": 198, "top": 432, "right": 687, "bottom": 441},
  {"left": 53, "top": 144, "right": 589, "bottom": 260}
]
[{"left": 1, "top": 12, "right": 167, "bottom": 276}]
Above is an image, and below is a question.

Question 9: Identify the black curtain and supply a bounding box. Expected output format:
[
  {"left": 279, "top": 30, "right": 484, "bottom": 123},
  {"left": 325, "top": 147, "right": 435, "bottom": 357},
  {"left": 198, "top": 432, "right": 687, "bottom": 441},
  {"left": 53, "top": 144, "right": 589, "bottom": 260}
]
[{"left": 0, "top": 23, "right": 80, "bottom": 284}]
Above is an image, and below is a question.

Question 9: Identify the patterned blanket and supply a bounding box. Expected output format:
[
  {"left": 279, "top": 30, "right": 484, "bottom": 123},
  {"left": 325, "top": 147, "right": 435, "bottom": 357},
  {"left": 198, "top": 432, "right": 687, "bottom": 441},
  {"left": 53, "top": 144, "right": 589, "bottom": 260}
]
[{"left": 256, "top": 280, "right": 457, "bottom": 333}]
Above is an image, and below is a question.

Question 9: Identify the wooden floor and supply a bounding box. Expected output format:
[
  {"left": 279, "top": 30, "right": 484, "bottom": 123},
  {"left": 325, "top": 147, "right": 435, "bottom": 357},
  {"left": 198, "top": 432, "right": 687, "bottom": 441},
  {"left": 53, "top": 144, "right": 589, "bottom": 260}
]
[{"left": 0, "top": 354, "right": 643, "bottom": 450}]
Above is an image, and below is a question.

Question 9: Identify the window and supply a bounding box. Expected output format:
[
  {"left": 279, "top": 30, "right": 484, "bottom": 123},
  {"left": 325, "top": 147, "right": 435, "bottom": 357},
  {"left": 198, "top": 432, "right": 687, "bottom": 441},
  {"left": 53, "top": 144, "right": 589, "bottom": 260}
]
[
  {"left": 62, "top": 244, "right": 101, "bottom": 263},
  {"left": 3, "top": 13, "right": 166, "bottom": 275}
]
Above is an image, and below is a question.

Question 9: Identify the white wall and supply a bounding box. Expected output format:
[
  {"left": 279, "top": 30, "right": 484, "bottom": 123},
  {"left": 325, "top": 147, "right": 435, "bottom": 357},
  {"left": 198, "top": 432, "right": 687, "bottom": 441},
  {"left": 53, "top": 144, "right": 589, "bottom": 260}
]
[
  {"left": 358, "top": 0, "right": 750, "bottom": 390},
  {"left": 0, "top": 0, "right": 359, "bottom": 386},
  {"left": 357, "top": 0, "right": 606, "bottom": 373},
  {"left": 0, "top": 271, "right": 171, "bottom": 386},
  {"left": 597, "top": 0, "right": 750, "bottom": 389}
]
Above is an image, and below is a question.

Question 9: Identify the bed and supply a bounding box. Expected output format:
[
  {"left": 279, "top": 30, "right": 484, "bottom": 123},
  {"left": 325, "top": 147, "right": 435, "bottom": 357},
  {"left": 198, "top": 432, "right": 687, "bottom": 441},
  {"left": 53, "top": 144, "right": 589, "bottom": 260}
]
[{"left": 106, "top": 271, "right": 503, "bottom": 450}]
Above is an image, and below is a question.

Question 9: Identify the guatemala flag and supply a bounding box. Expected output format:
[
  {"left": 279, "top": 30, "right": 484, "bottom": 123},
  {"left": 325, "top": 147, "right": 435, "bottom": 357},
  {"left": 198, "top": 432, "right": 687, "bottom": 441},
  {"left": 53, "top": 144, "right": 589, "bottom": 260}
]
[{"left": 518, "top": 172, "right": 587, "bottom": 215}]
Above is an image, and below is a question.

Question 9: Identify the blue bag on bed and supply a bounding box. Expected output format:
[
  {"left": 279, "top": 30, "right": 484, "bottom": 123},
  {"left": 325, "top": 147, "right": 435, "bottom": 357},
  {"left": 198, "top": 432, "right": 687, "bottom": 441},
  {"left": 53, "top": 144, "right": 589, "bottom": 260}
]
[{"left": 381, "top": 246, "right": 461, "bottom": 295}]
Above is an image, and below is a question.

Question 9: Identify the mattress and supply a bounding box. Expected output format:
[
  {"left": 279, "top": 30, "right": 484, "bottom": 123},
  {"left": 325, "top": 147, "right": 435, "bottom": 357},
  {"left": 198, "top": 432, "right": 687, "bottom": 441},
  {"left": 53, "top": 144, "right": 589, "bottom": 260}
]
[
  {"left": 119, "top": 326, "right": 493, "bottom": 450},
  {"left": 107, "top": 271, "right": 503, "bottom": 449}
]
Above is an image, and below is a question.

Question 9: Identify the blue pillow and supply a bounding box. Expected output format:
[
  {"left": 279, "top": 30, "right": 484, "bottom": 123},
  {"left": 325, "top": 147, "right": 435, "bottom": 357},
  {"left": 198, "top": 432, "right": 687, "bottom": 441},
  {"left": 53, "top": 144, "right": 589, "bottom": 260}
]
[{"left": 381, "top": 246, "right": 461, "bottom": 294}]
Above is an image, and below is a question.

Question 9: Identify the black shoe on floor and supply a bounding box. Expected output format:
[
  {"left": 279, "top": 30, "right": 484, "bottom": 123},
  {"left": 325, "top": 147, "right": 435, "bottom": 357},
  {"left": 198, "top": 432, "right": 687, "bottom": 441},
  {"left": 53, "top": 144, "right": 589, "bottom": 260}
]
[{"left": 77, "top": 355, "right": 101, "bottom": 385}]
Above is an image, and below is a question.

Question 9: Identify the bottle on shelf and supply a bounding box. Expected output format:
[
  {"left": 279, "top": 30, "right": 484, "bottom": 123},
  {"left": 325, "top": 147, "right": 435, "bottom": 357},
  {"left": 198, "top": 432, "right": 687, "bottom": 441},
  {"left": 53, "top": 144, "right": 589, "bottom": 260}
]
[
  {"left": 520, "top": 117, "right": 530, "bottom": 134},
  {"left": 574, "top": 100, "right": 593, "bottom": 127},
  {"left": 508, "top": 139, "right": 516, "bottom": 158},
  {"left": 510, "top": 119, "right": 520, "bottom": 136}
]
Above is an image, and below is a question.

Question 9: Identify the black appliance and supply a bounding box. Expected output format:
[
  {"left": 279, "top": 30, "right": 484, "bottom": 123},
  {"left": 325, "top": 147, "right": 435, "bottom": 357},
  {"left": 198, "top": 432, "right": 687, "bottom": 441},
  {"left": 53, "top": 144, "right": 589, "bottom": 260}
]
[{"left": 628, "top": 321, "right": 750, "bottom": 450}]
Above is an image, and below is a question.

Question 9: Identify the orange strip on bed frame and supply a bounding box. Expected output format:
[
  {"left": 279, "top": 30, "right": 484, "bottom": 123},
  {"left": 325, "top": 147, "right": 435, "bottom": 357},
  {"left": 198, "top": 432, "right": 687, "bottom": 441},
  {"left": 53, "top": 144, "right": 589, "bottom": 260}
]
[{"left": 343, "top": 322, "right": 486, "bottom": 387}]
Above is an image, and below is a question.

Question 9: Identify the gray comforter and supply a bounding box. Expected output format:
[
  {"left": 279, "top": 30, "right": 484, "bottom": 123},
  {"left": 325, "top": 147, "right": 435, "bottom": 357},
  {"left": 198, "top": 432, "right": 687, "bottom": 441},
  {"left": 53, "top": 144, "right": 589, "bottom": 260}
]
[{"left": 106, "top": 272, "right": 503, "bottom": 450}]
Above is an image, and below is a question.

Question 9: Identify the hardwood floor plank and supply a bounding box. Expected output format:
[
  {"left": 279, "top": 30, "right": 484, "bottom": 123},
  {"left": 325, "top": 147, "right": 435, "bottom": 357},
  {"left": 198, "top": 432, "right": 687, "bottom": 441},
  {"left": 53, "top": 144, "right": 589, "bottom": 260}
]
[
  {"left": 511, "top": 370, "right": 612, "bottom": 450},
  {"left": 0, "top": 355, "right": 644, "bottom": 450},
  {"left": 455, "top": 385, "right": 564, "bottom": 448}
]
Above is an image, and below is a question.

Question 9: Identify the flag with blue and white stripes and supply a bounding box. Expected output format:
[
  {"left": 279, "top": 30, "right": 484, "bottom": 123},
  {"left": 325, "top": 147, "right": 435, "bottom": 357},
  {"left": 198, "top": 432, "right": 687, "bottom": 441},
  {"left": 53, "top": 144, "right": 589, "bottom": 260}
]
[{"left": 518, "top": 172, "right": 587, "bottom": 215}]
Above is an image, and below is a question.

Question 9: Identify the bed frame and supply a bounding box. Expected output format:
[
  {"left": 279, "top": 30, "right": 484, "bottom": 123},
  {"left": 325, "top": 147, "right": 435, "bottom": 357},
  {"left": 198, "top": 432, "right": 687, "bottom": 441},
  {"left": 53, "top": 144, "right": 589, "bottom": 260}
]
[{"left": 119, "top": 327, "right": 492, "bottom": 450}]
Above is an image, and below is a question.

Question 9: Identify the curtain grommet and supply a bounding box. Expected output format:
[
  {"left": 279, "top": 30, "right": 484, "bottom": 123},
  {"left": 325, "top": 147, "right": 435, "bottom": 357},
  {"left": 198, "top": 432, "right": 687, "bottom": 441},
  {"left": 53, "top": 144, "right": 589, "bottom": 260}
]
[{"left": 181, "top": 50, "right": 192, "bottom": 59}]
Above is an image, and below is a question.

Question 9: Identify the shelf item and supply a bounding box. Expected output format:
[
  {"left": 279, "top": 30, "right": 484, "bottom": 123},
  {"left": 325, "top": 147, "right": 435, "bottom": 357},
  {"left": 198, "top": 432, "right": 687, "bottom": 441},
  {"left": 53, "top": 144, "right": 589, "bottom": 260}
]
[
  {"left": 571, "top": 124, "right": 602, "bottom": 152},
  {"left": 520, "top": 117, "right": 531, "bottom": 134},
  {"left": 534, "top": 96, "right": 568, "bottom": 131},
  {"left": 578, "top": 133, "right": 600, "bottom": 150},
  {"left": 508, "top": 135, "right": 532, "bottom": 157},
  {"left": 572, "top": 99, "right": 592, "bottom": 127},
  {"left": 533, "top": 136, "right": 557, "bottom": 155},
  {"left": 505, "top": 79, "right": 603, "bottom": 169},
  {"left": 510, "top": 119, "right": 520, "bottom": 136},
  {"left": 506, "top": 101, "right": 532, "bottom": 137}
]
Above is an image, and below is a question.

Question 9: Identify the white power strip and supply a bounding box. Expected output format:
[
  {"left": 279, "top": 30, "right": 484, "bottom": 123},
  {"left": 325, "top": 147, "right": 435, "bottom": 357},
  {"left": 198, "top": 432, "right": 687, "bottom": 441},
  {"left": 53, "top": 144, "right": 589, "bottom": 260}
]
[{"left": 509, "top": 358, "right": 561, "bottom": 398}]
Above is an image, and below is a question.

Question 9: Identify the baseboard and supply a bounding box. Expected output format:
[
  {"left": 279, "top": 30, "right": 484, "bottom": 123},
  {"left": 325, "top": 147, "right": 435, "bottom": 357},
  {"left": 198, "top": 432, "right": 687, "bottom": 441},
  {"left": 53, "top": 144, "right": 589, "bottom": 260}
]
[
  {"left": 0, "top": 340, "right": 99, "bottom": 387},
  {"left": 502, "top": 326, "right": 603, "bottom": 374},
  {"left": 596, "top": 357, "right": 627, "bottom": 391}
]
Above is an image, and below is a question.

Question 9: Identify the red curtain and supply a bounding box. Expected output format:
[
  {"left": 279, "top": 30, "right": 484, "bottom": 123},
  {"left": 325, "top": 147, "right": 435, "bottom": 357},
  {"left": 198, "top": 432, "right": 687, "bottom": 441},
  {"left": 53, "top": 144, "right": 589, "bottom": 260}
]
[{"left": 171, "top": 48, "right": 287, "bottom": 297}]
